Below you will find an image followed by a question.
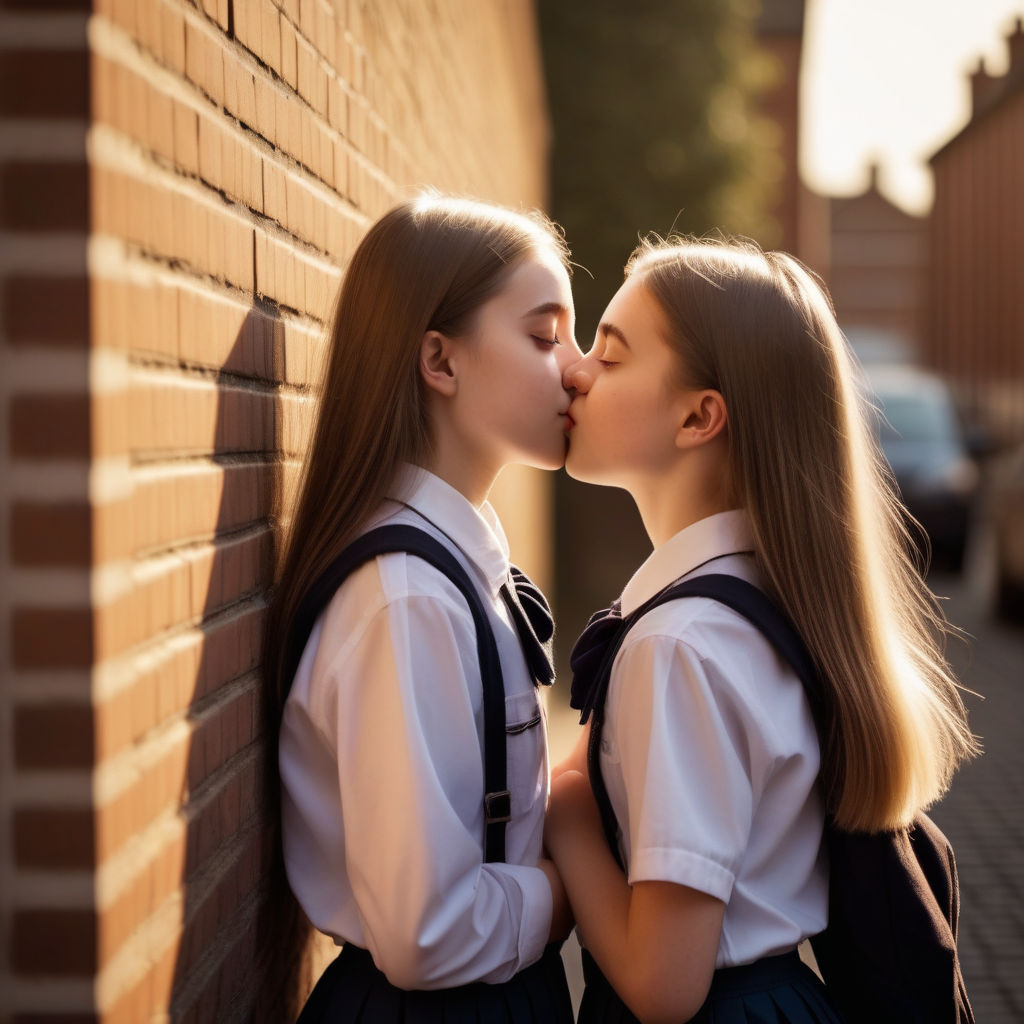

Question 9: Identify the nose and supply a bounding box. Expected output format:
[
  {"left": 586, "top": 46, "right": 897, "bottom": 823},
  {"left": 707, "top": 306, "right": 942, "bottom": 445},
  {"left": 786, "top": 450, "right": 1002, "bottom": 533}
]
[{"left": 563, "top": 355, "right": 594, "bottom": 393}]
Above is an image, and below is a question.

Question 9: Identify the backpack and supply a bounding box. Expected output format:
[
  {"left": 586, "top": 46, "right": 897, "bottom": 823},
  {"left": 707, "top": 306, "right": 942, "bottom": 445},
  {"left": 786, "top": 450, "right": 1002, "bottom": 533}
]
[{"left": 581, "top": 572, "right": 975, "bottom": 1024}]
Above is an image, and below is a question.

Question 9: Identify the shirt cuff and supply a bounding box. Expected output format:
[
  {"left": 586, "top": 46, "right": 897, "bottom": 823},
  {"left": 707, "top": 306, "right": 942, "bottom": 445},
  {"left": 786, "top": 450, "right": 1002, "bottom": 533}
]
[
  {"left": 628, "top": 846, "right": 735, "bottom": 903},
  {"left": 489, "top": 862, "right": 552, "bottom": 970}
]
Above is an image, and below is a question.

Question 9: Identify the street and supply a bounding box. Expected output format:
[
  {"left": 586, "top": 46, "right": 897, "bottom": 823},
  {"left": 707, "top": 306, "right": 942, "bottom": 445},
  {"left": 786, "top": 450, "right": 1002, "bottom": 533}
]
[{"left": 929, "top": 570, "right": 1024, "bottom": 1022}]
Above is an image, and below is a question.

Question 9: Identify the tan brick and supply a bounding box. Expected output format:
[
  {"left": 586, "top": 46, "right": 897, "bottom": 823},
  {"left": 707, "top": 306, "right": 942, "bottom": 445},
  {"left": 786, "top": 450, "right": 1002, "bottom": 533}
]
[
  {"left": 253, "top": 73, "right": 277, "bottom": 143},
  {"left": 259, "top": 0, "right": 283, "bottom": 70},
  {"left": 280, "top": 13, "right": 298, "bottom": 89},
  {"left": 200, "top": 0, "right": 229, "bottom": 32},
  {"left": 160, "top": 0, "right": 187, "bottom": 74},
  {"left": 185, "top": 17, "right": 224, "bottom": 105},
  {"left": 147, "top": 83, "right": 175, "bottom": 162}
]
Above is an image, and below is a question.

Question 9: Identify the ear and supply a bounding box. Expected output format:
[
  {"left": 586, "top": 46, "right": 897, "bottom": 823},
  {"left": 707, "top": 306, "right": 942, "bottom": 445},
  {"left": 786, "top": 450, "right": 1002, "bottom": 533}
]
[
  {"left": 675, "top": 389, "right": 728, "bottom": 449},
  {"left": 420, "top": 330, "right": 458, "bottom": 397}
]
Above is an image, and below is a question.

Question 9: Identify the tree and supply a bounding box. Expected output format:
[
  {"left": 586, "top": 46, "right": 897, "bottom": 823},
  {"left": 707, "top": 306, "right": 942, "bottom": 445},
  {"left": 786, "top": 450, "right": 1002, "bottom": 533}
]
[{"left": 537, "top": 0, "right": 779, "bottom": 336}]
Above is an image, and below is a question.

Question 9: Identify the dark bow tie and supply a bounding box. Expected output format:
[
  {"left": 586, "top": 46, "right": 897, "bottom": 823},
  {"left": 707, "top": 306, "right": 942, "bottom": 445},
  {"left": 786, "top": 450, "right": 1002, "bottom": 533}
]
[
  {"left": 569, "top": 601, "right": 624, "bottom": 723},
  {"left": 500, "top": 567, "right": 555, "bottom": 687}
]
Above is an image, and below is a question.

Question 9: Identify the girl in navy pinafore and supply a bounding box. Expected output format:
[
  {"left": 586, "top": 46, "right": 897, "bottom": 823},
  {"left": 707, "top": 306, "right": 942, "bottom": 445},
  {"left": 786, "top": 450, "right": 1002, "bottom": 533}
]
[
  {"left": 544, "top": 236, "right": 976, "bottom": 1023},
  {"left": 260, "top": 194, "right": 582, "bottom": 1022}
]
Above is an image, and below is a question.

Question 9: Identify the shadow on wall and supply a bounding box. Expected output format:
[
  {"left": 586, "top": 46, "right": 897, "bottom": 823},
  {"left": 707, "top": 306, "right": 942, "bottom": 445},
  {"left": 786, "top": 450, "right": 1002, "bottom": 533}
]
[{"left": 167, "top": 306, "right": 311, "bottom": 1022}]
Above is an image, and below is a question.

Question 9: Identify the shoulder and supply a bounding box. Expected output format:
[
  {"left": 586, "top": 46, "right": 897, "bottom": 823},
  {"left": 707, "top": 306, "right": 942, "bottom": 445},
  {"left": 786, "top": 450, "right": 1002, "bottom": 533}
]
[
  {"left": 325, "top": 547, "right": 479, "bottom": 632},
  {"left": 614, "top": 593, "right": 799, "bottom": 728},
  {"left": 621, "top": 594, "right": 772, "bottom": 674}
]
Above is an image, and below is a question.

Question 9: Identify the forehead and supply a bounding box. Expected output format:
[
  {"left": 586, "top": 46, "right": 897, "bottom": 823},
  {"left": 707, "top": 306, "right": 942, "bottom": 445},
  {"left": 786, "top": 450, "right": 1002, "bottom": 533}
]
[
  {"left": 496, "top": 249, "right": 574, "bottom": 311},
  {"left": 603, "top": 274, "right": 666, "bottom": 334}
]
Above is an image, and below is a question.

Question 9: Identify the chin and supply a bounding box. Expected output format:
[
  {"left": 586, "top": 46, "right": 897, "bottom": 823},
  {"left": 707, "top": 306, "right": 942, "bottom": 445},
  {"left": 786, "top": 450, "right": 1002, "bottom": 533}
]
[{"left": 564, "top": 449, "right": 620, "bottom": 487}]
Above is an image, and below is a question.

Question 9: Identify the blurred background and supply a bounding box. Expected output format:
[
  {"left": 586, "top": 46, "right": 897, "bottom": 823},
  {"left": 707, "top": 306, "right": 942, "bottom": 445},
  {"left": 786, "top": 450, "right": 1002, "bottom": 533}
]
[{"left": 0, "top": 0, "right": 1021, "bottom": 1020}]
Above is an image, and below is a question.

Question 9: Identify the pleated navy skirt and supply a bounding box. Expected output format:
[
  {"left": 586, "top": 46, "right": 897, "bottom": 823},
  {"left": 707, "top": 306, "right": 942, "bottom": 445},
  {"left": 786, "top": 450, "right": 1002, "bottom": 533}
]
[
  {"left": 296, "top": 942, "right": 573, "bottom": 1023},
  {"left": 578, "top": 948, "right": 844, "bottom": 1023}
]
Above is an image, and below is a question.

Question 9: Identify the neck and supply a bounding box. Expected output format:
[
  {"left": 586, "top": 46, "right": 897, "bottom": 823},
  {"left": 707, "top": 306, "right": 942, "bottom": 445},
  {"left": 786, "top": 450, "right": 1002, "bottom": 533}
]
[
  {"left": 421, "top": 440, "right": 498, "bottom": 510},
  {"left": 628, "top": 451, "right": 733, "bottom": 548}
]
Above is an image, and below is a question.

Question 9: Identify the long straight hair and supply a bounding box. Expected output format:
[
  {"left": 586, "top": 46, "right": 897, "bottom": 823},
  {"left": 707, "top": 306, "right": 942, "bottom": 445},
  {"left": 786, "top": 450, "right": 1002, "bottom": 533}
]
[
  {"left": 256, "top": 193, "right": 569, "bottom": 1013},
  {"left": 627, "top": 236, "right": 977, "bottom": 833}
]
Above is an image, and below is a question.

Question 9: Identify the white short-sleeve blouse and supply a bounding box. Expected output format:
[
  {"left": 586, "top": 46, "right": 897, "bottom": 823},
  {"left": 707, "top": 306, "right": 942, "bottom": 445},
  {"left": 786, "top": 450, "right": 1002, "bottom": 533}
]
[{"left": 600, "top": 509, "right": 828, "bottom": 968}]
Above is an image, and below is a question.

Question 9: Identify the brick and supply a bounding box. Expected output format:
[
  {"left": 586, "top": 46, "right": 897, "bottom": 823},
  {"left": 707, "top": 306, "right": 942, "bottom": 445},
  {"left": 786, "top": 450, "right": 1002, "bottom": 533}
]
[
  {"left": 3, "top": 275, "right": 88, "bottom": 345},
  {"left": 136, "top": 0, "right": 163, "bottom": 58},
  {"left": 0, "top": 50, "right": 89, "bottom": 119},
  {"left": 200, "top": 0, "right": 229, "bottom": 32},
  {"left": 317, "top": 1, "right": 336, "bottom": 67},
  {"left": 15, "top": 702, "right": 94, "bottom": 769},
  {"left": 0, "top": 161, "right": 88, "bottom": 231},
  {"left": 8, "top": 604, "right": 105, "bottom": 674},
  {"left": 253, "top": 74, "right": 277, "bottom": 143},
  {"left": 297, "top": 0, "right": 316, "bottom": 41},
  {"left": 327, "top": 76, "right": 346, "bottom": 133},
  {"left": 230, "top": 66, "right": 258, "bottom": 134},
  {"left": 296, "top": 35, "right": 327, "bottom": 115},
  {"left": 259, "top": 0, "right": 282, "bottom": 70},
  {"left": 14, "top": 805, "right": 95, "bottom": 867},
  {"left": 160, "top": 0, "right": 187, "bottom": 74},
  {"left": 2, "top": 0, "right": 91, "bottom": 8},
  {"left": 13, "top": 908, "right": 96, "bottom": 974},
  {"left": 173, "top": 101, "right": 200, "bottom": 175},
  {"left": 185, "top": 17, "right": 224, "bottom": 104},
  {"left": 197, "top": 113, "right": 224, "bottom": 191},
  {"left": 234, "top": 0, "right": 260, "bottom": 57},
  {"left": 10, "top": 502, "right": 92, "bottom": 566},
  {"left": 280, "top": 13, "right": 298, "bottom": 89},
  {"left": 10, "top": 394, "right": 90, "bottom": 458},
  {"left": 147, "top": 84, "right": 176, "bottom": 162}
]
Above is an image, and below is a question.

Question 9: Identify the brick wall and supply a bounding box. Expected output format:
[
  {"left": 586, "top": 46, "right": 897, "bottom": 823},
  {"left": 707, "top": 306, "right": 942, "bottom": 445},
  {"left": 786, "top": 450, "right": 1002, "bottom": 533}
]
[{"left": 0, "top": 1, "right": 552, "bottom": 1020}]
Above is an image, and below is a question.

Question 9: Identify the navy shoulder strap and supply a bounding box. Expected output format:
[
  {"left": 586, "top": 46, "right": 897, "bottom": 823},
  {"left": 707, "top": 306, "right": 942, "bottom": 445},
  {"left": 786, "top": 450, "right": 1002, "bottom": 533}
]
[
  {"left": 282, "top": 524, "right": 511, "bottom": 863},
  {"left": 659, "top": 574, "right": 826, "bottom": 721},
  {"left": 586, "top": 573, "right": 825, "bottom": 865}
]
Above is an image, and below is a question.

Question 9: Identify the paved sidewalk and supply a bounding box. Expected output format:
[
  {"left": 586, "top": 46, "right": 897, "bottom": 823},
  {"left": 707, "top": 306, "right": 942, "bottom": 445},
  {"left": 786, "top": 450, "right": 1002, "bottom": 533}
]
[{"left": 928, "top": 572, "right": 1024, "bottom": 1023}]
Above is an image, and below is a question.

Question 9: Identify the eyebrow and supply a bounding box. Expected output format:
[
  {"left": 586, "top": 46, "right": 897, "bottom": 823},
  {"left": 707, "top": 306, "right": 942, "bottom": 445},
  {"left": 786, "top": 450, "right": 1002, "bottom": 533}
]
[
  {"left": 521, "top": 301, "right": 568, "bottom": 319},
  {"left": 599, "top": 321, "right": 631, "bottom": 349}
]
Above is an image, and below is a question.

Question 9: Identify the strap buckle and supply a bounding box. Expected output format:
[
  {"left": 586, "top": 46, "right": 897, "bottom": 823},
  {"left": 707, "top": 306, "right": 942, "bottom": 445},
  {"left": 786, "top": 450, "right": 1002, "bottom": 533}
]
[{"left": 484, "top": 790, "right": 511, "bottom": 824}]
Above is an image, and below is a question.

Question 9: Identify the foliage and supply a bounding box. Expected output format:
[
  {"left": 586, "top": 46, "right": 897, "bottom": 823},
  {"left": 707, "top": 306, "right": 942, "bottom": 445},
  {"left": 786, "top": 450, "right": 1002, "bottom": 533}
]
[{"left": 537, "top": 0, "right": 781, "bottom": 335}]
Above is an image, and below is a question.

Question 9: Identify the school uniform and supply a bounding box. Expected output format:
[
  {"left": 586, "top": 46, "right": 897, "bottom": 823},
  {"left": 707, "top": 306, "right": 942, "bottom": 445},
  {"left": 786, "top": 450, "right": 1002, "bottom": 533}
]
[
  {"left": 279, "top": 466, "right": 571, "bottom": 1020},
  {"left": 577, "top": 509, "right": 840, "bottom": 1022}
]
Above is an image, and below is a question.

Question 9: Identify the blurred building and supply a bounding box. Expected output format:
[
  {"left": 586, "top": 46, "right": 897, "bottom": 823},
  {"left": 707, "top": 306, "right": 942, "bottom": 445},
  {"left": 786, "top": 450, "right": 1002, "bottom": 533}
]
[
  {"left": 824, "top": 164, "right": 928, "bottom": 364},
  {"left": 0, "top": 2, "right": 552, "bottom": 1020},
  {"left": 755, "top": 0, "right": 830, "bottom": 266},
  {"left": 927, "top": 18, "right": 1024, "bottom": 441}
]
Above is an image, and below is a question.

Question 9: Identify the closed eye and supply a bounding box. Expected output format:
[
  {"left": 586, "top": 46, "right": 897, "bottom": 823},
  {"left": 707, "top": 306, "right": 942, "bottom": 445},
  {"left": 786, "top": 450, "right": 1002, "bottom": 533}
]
[{"left": 532, "top": 335, "right": 561, "bottom": 348}]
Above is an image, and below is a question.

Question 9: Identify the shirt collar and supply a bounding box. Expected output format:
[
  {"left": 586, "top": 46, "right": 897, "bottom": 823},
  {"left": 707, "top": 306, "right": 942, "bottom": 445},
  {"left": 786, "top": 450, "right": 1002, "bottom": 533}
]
[
  {"left": 388, "top": 465, "right": 511, "bottom": 594},
  {"left": 619, "top": 509, "right": 756, "bottom": 616}
]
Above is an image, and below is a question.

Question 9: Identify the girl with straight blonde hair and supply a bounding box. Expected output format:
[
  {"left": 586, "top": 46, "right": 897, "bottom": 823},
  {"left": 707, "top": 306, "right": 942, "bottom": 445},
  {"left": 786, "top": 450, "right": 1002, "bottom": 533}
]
[
  {"left": 544, "top": 236, "right": 976, "bottom": 1023},
  {"left": 261, "top": 193, "right": 580, "bottom": 1022}
]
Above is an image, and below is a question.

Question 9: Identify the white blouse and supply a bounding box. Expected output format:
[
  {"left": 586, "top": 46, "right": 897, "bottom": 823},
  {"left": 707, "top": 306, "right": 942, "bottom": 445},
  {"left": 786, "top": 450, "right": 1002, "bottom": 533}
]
[
  {"left": 601, "top": 510, "right": 828, "bottom": 968},
  {"left": 279, "top": 467, "right": 552, "bottom": 990}
]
